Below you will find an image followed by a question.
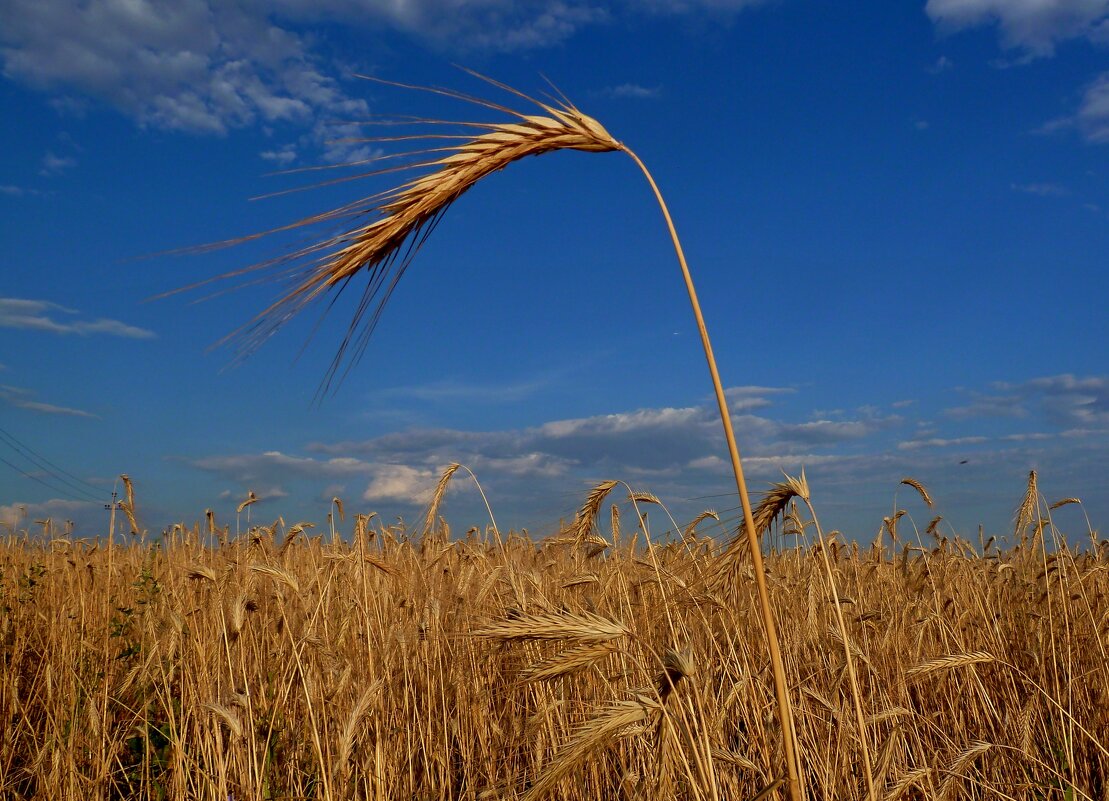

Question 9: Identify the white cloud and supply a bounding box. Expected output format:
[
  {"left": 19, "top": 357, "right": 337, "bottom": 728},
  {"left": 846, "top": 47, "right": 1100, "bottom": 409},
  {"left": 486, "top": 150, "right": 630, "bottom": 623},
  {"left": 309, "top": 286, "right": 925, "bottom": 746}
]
[
  {"left": 1018, "top": 374, "right": 1109, "bottom": 426},
  {"left": 1, "top": 183, "right": 48, "bottom": 197},
  {"left": 0, "top": 297, "right": 156, "bottom": 339},
  {"left": 175, "top": 373, "right": 1109, "bottom": 535},
  {"left": 0, "top": 0, "right": 369, "bottom": 159},
  {"left": 40, "top": 151, "right": 76, "bottom": 175},
  {"left": 362, "top": 464, "right": 435, "bottom": 505},
  {"left": 605, "top": 83, "right": 660, "bottom": 99},
  {"left": 925, "top": 2, "right": 1109, "bottom": 142},
  {"left": 260, "top": 144, "right": 298, "bottom": 166},
  {"left": 928, "top": 55, "right": 954, "bottom": 73},
  {"left": 898, "top": 435, "right": 989, "bottom": 450},
  {"left": 0, "top": 384, "right": 98, "bottom": 418},
  {"left": 949, "top": 374, "right": 1109, "bottom": 427},
  {"left": 1010, "top": 181, "right": 1069, "bottom": 196},
  {"left": 187, "top": 450, "right": 374, "bottom": 482},
  {"left": 1073, "top": 72, "right": 1109, "bottom": 142},
  {"left": 925, "top": 0, "right": 1109, "bottom": 55},
  {"left": 1, "top": 0, "right": 772, "bottom": 160},
  {"left": 946, "top": 392, "right": 1028, "bottom": 419}
]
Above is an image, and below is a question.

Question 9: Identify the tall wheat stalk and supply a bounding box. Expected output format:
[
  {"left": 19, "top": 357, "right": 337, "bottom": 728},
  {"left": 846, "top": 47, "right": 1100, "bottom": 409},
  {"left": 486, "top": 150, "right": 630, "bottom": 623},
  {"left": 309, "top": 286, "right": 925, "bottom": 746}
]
[{"left": 184, "top": 71, "right": 801, "bottom": 800}]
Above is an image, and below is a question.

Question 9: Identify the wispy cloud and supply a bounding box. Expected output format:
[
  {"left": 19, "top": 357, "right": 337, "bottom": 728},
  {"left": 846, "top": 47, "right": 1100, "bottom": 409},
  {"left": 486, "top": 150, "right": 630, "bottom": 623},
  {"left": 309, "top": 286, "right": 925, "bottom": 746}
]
[
  {"left": 0, "top": 384, "right": 97, "bottom": 418},
  {"left": 377, "top": 375, "right": 554, "bottom": 404},
  {"left": 39, "top": 151, "right": 76, "bottom": 175},
  {"left": 898, "top": 435, "right": 988, "bottom": 450},
  {"left": 947, "top": 374, "right": 1109, "bottom": 427},
  {"left": 0, "top": 297, "right": 156, "bottom": 339},
  {"left": 260, "top": 145, "right": 298, "bottom": 166},
  {"left": 0, "top": 184, "right": 48, "bottom": 197},
  {"left": 1072, "top": 72, "right": 1109, "bottom": 143},
  {"left": 924, "top": 2, "right": 1109, "bottom": 142},
  {"left": 1010, "top": 181, "right": 1068, "bottom": 196},
  {"left": 945, "top": 392, "right": 1027, "bottom": 420},
  {"left": 602, "top": 83, "right": 661, "bottom": 99},
  {"left": 927, "top": 54, "right": 954, "bottom": 73}
]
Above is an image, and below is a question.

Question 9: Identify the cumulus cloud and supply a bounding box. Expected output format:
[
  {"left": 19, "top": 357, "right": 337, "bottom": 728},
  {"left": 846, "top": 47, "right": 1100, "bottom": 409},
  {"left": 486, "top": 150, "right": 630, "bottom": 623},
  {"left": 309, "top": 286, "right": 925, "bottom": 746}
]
[
  {"left": 925, "top": 0, "right": 1109, "bottom": 55},
  {"left": 362, "top": 464, "right": 436, "bottom": 505},
  {"left": 0, "top": 0, "right": 772, "bottom": 160},
  {"left": 0, "top": 0, "right": 371, "bottom": 160},
  {"left": 0, "top": 297, "right": 156, "bottom": 339},
  {"left": 174, "top": 373, "right": 1108, "bottom": 535}
]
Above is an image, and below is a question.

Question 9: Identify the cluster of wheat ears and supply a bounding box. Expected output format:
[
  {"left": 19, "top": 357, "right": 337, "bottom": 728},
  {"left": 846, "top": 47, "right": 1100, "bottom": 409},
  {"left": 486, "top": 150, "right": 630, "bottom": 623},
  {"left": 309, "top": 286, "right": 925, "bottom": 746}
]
[
  {"left": 3, "top": 74, "right": 1102, "bottom": 799},
  {"left": 0, "top": 470, "right": 1106, "bottom": 800}
]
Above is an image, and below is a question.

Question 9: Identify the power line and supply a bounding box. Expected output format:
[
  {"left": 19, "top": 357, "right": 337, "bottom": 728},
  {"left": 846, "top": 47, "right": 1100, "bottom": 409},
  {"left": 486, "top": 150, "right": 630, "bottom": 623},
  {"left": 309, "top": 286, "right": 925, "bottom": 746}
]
[
  {"left": 0, "top": 454, "right": 98, "bottom": 503},
  {"left": 0, "top": 427, "right": 106, "bottom": 503}
]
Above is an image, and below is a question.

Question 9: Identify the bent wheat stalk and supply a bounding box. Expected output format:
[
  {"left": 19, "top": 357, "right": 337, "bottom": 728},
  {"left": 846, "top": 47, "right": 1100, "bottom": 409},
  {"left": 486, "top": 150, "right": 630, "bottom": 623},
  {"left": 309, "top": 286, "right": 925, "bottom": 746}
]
[{"left": 183, "top": 71, "right": 802, "bottom": 801}]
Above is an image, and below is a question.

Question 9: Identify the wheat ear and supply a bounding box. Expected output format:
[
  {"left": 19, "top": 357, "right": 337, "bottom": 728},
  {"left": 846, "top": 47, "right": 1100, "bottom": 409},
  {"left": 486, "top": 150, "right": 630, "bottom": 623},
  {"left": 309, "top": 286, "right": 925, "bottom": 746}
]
[
  {"left": 682, "top": 509, "right": 719, "bottom": 542},
  {"left": 1015, "top": 469, "right": 1038, "bottom": 538},
  {"left": 472, "top": 609, "right": 629, "bottom": 642},
  {"left": 899, "top": 476, "right": 934, "bottom": 507},
  {"left": 424, "top": 463, "right": 461, "bottom": 536},
  {"left": 522, "top": 696, "right": 661, "bottom": 801},
  {"left": 905, "top": 651, "right": 994, "bottom": 681}
]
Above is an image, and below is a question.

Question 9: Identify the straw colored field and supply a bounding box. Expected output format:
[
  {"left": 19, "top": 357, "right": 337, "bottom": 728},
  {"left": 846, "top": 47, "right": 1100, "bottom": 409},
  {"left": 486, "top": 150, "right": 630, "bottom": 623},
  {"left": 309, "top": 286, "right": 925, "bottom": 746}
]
[{"left": 1, "top": 478, "right": 1105, "bottom": 801}]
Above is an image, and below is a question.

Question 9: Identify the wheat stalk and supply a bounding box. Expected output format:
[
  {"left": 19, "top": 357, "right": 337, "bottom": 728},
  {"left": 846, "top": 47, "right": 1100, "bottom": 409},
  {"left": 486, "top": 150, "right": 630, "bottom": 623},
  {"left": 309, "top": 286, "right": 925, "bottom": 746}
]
[{"left": 178, "top": 71, "right": 801, "bottom": 800}]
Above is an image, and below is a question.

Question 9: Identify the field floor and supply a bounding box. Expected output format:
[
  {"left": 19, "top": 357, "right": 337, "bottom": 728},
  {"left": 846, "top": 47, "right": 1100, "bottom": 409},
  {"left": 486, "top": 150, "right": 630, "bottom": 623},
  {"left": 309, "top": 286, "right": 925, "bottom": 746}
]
[{"left": 1, "top": 501, "right": 1107, "bottom": 800}]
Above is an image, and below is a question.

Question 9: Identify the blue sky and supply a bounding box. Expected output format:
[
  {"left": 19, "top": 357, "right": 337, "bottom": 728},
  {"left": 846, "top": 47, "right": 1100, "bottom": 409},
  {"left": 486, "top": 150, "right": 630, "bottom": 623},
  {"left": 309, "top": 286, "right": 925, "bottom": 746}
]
[{"left": 1, "top": 0, "right": 1106, "bottom": 543}]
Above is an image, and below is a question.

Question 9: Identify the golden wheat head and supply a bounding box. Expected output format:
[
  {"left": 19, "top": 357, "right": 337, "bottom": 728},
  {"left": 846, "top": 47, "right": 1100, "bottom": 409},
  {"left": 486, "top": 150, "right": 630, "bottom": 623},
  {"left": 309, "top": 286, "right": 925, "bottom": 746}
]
[
  {"left": 181, "top": 72, "right": 621, "bottom": 390},
  {"left": 900, "top": 476, "right": 934, "bottom": 507}
]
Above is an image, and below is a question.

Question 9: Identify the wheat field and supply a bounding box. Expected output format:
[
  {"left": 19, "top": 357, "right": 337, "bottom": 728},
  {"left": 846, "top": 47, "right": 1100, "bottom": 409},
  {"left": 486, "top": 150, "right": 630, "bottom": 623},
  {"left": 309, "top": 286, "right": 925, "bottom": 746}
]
[
  {"left": 11, "top": 75, "right": 1098, "bottom": 801},
  {"left": 1, "top": 472, "right": 1105, "bottom": 801}
]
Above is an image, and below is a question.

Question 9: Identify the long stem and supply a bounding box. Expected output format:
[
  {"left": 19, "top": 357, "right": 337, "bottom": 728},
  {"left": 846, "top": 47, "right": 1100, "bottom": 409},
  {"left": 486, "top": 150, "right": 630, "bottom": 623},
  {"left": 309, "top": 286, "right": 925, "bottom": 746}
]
[
  {"left": 803, "top": 497, "right": 876, "bottom": 801},
  {"left": 622, "top": 146, "right": 802, "bottom": 801}
]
